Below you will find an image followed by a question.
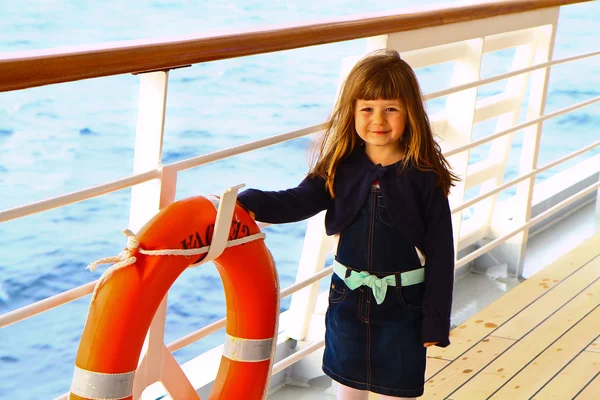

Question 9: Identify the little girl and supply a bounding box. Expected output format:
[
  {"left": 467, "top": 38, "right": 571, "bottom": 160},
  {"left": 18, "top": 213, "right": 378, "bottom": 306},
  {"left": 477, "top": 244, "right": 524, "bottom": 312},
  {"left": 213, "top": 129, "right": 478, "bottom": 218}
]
[{"left": 237, "top": 49, "right": 457, "bottom": 399}]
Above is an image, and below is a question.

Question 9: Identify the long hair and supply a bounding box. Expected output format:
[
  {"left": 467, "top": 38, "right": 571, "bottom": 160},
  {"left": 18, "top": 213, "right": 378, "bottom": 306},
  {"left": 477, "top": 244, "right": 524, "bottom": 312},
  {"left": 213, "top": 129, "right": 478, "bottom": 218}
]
[{"left": 308, "top": 49, "right": 459, "bottom": 197}]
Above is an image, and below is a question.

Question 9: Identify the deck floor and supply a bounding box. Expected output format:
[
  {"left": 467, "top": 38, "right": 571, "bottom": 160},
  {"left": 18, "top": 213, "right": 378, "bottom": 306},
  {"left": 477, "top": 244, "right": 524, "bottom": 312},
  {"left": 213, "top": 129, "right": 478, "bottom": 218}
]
[{"left": 423, "top": 232, "right": 600, "bottom": 399}]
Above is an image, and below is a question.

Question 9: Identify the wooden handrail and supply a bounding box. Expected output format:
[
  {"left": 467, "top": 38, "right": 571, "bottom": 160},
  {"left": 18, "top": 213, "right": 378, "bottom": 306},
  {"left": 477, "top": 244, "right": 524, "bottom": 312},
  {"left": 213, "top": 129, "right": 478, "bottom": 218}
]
[{"left": 0, "top": 0, "right": 590, "bottom": 92}]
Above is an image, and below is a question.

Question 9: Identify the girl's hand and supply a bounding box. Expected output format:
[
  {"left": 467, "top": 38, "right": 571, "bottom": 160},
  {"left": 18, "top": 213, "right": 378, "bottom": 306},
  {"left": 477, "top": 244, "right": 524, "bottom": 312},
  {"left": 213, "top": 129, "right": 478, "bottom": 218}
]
[{"left": 424, "top": 342, "right": 438, "bottom": 347}]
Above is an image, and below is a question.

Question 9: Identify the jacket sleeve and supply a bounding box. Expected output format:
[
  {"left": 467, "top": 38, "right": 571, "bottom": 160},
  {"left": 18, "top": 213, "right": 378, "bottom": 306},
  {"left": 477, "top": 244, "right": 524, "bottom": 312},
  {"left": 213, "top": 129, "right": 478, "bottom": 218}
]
[
  {"left": 420, "top": 173, "right": 455, "bottom": 347},
  {"left": 236, "top": 175, "right": 332, "bottom": 224}
]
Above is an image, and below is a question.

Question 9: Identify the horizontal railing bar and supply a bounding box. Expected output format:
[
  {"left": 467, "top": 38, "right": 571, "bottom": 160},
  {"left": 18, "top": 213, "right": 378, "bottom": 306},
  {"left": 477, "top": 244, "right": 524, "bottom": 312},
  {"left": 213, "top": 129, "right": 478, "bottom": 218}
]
[
  {"left": 0, "top": 281, "right": 97, "bottom": 329},
  {"left": 0, "top": 0, "right": 589, "bottom": 92},
  {"left": 424, "top": 49, "right": 600, "bottom": 101},
  {"left": 280, "top": 266, "right": 333, "bottom": 298},
  {"left": 452, "top": 139, "right": 600, "bottom": 214},
  {"left": 169, "top": 123, "right": 327, "bottom": 173},
  {"left": 445, "top": 94, "right": 600, "bottom": 157},
  {"left": 271, "top": 339, "right": 326, "bottom": 375},
  {"left": 455, "top": 180, "right": 600, "bottom": 269},
  {"left": 473, "top": 93, "right": 519, "bottom": 124},
  {"left": 481, "top": 27, "right": 536, "bottom": 53},
  {"left": 0, "top": 169, "right": 160, "bottom": 223},
  {"left": 0, "top": 263, "right": 332, "bottom": 342},
  {"left": 0, "top": 124, "right": 325, "bottom": 223},
  {"left": 167, "top": 316, "right": 226, "bottom": 353}
]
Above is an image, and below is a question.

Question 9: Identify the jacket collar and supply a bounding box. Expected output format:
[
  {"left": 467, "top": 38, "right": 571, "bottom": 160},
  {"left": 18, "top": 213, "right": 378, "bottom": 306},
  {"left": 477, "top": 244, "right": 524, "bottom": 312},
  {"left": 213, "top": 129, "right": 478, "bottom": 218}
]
[{"left": 349, "top": 147, "right": 406, "bottom": 179}]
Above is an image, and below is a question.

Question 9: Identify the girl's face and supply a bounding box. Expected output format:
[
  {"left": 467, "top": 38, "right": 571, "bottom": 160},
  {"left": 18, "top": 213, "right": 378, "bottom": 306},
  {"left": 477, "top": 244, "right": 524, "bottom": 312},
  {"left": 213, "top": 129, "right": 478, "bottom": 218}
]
[{"left": 354, "top": 98, "right": 407, "bottom": 155}]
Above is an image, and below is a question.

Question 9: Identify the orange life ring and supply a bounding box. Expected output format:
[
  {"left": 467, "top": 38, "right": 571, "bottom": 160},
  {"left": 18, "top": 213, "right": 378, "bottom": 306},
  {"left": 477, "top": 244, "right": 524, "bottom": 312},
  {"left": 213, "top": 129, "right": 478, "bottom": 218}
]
[{"left": 69, "top": 195, "right": 279, "bottom": 400}]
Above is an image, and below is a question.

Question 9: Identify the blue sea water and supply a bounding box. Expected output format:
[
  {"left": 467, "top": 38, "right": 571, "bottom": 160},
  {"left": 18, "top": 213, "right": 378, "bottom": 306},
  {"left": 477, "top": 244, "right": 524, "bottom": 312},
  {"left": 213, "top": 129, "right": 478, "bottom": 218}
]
[{"left": 0, "top": 1, "right": 599, "bottom": 398}]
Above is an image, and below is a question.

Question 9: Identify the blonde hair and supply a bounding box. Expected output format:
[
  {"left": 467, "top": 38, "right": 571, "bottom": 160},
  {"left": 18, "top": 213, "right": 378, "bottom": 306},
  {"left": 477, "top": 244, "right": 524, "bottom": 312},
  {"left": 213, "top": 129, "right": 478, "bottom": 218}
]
[{"left": 308, "top": 49, "right": 459, "bottom": 197}]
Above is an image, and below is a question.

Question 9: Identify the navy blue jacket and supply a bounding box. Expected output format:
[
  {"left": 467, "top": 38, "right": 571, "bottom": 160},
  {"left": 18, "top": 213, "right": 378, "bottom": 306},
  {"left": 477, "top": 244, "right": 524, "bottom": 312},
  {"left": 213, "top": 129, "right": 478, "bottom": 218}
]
[{"left": 237, "top": 149, "right": 454, "bottom": 347}]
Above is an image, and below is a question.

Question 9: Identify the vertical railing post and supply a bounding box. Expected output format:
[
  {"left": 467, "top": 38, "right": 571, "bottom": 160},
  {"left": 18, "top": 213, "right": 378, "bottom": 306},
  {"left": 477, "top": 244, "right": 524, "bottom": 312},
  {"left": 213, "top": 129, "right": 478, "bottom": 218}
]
[
  {"left": 504, "top": 12, "right": 558, "bottom": 278},
  {"left": 441, "top": 39, "right": 484, "bottom": 256},
  {"left": 128, "top": 70, "right": 170, "bottom": 398},
  {"left": 286, "top": 212, "right": 332, "bottom": 340},
  {"left": 476, "top": 42, "right": 535, "bottom": 229},
  {"left": 596, "top": 175, "right": 600, "bottom": 231},
  {"left": 128, "top": 70, "right": 169, "bottom": 233},
  {"left": 128, "top": 72, "right": 170, "bottom": 381},
  {"left": 125, "top": 71, "right": 198, "bottom": 399},
  {"left": 481, "top": 37, "right": 536, "bottom": 277}
]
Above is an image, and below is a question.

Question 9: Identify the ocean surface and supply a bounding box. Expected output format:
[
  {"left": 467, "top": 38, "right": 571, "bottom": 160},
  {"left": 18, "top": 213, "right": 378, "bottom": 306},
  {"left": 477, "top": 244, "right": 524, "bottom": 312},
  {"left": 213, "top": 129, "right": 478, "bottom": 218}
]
[{"left": 1, "top": 1, "right": 599, "bottom": 398}]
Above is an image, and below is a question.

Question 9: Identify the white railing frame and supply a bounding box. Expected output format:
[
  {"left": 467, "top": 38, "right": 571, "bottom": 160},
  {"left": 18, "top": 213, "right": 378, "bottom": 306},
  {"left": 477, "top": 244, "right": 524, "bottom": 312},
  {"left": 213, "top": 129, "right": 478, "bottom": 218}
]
[
  {"left": 3, "top": 52, "right": 599, "bottom": 224},
  {"left": 125, "top": 71, "right": 200, "bottom": 398},
  {"left": 498, "top": 19, "right": 557, "bottom": 277},
  {"left": 1, "top": 5, "right": 598, "bottom": 399}
]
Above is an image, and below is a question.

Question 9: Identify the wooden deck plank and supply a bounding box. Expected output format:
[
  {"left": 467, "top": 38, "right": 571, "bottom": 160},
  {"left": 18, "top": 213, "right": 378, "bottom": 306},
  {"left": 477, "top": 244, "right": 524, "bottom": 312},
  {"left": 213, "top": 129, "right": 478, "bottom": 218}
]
[
  {"left": 449, "top": 278, "right": 600, "bottom": 399},
  {"left": 586, "top": 336, "right": 600, "bottom": 354},
  {"left": 575, "top": 373, "right": 600, "bottom": 400},
  {"left": 421, "top": 337, "right": 515, "bottom": 399},
  {"left": 531, "top": 350, "right": 600, "bottom": 400},
  {"left": 493, "top": 255, "right": 600, "bottom": 340},
  {"left": 490, "top": 306, "right": 600, "bottom": 399},
  {"left": 427, "top": 233, "right": 600, "bottom": 361},
  {"left": 425, "top": 357, "right": 451, "bottom": 380}
]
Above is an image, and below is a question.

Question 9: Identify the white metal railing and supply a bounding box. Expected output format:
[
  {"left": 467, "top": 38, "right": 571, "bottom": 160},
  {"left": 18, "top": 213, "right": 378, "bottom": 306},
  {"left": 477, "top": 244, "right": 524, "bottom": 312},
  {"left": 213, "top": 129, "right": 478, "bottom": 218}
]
[
  {"left": 0, "top": 123, "right": 327, "bottom": 225},
  {"left": 443, "top": 92, "right": 600, "bottom": 158},
  {"left": 424, "top": 50, "right": 600, "bottom": 102},
  {"left": 1, "top": 2, "right": 599, "bottom": 399},
  {"left": 456, "top": 180, "right": 600, "bottom": 268}
]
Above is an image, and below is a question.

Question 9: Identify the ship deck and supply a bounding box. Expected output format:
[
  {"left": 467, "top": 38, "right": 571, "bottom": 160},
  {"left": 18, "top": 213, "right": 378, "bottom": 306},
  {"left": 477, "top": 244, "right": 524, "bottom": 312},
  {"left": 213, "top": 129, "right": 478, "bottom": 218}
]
[
  {"left": 422, "top": 234, "right": 600, "bottom": 399},
  {"left": 270, "top": 202, "right": 600, "bottom": 399}
]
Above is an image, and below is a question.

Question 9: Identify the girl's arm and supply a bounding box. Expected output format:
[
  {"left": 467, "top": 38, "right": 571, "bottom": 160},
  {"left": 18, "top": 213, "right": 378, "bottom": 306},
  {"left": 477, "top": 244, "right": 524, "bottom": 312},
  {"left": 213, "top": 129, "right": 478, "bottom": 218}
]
[
  {"left": 236, "top": 175, "right": 332, "bottom": 224},
  {"left": 421, "top": 173, "right": 455, "bottom": 348}
]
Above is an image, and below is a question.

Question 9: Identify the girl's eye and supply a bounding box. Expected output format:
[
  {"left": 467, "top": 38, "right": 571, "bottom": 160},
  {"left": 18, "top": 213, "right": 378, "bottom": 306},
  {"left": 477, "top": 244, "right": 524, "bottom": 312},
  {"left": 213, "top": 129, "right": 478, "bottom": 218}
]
[
  {"left": 361, "top": 108, "right": 373, "bottom": 112},
  {"left": 386, "top": 108, "right": 398, "bottom": 112}
]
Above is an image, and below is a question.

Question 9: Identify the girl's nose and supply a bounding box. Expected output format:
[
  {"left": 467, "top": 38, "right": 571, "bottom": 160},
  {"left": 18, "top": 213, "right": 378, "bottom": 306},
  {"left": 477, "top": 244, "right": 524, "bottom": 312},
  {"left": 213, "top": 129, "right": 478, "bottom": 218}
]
[{"left": 373, "top": 111, "right": 385, "bottom": 124}]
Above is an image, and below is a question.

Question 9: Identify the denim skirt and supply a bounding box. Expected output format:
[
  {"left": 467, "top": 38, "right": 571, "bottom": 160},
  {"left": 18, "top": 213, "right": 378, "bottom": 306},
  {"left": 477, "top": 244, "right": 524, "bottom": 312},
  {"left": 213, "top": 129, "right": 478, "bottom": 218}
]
[{"left": 322, "top": 186, "right": 427, "bottom": 398}]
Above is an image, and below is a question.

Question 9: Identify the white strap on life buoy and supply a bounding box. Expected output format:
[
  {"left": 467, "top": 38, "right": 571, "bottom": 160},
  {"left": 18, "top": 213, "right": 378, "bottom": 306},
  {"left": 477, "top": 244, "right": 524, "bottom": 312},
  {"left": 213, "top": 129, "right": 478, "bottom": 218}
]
[
  {"left": 222, "top": 334, "right": 274, "bottom": 362},
  {"left": 70, "top": 365, "right": 135, "bottom": 400}
]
